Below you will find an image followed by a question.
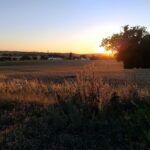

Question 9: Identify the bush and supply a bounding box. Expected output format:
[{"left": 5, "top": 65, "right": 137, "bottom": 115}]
[
  {"left": 20, "top": 55, "right": 31, "bottom": 60},
  {"left": 0, "top": 57, "right": 11, "bottom": 61}
]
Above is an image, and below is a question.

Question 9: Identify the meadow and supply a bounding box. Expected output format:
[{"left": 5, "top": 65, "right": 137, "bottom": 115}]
[{"left": 0, "top": 60, "right": 150, "bottom": 149}]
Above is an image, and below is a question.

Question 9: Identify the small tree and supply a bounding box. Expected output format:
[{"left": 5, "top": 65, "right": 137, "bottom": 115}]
[
  {"left": 69, "top": 52, "right": 73, "bottom": 60},
  {"left": 101, "top": 25, "right": 150, "bottom": 68}
]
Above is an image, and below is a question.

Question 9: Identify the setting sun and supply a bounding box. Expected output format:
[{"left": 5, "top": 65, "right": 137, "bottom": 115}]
[{"left": 96, "top": 47, "right": 113, "bottom": 56}]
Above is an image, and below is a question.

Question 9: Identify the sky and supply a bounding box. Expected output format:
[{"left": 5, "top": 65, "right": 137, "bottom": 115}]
[{"left": 0, "top": 0, "right": 150, "bottom": 54}]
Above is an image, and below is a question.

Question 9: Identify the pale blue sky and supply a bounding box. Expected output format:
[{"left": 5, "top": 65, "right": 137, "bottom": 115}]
[{"left": 0, "top": 0, "right": 150, "bottom": 53}]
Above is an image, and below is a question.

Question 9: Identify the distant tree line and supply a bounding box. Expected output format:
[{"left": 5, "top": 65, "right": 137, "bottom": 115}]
[
  {"left": 101, "top": 25, "right": 150, "bottom": 68},
  {"left": 0, "top": 52, "right": 91, "bottom": 61}
]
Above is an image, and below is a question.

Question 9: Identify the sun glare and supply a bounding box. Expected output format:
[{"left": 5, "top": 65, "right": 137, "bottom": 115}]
[{"left": 96, "top": 47, "right": 113, "bottom": 56}]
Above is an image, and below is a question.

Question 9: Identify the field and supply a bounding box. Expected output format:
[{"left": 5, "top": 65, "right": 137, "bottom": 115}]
[
  {"left": 0, "top": 60, "right": 150, "bottom": 149},
  {"left": 0, "top": 59, "right": 131, "bottom": 80},
  {"left": 1, "top": 59, "right": 150, "bottom": 87}
]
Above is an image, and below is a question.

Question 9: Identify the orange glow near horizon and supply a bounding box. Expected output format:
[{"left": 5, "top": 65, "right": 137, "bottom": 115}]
[{"left": 96, "top": 47, "right": 114, "bottom": 56}]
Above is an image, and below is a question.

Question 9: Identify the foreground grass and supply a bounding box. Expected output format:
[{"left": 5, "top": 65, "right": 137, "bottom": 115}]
[
  {"left": 0, "top": 71, "right": 150, "bottom": 149},
  {"left": 0, "top": 96, "right": 150, "bottom": 150}
]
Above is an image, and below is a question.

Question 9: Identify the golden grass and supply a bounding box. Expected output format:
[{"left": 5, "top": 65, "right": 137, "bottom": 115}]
[
  {"left": 0, "top": 60, "right": 150, "bottom": 106},
  {"left": 1, "top": 60, "right": 150, "bottom": 150}
]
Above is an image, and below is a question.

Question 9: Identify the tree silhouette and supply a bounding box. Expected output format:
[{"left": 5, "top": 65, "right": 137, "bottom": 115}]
[
  {"left": 101, "top": 25, "right": 150, "bottom": 68},
  {"left": 69, "top": 52, "right": 73, "bottom": 59}
]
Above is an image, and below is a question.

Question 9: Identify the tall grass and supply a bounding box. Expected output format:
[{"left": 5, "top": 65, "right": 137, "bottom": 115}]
[
  {"left": 0, "top": 67, "right": 150, "bottom": 106},
  {"left": 0, "top": 68, "right": 150, "bottom": 149}
]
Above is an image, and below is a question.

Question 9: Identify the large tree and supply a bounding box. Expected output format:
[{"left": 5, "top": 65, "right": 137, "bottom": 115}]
[{"left": 101, "top": 25, "right": 150, "bottom": 68}]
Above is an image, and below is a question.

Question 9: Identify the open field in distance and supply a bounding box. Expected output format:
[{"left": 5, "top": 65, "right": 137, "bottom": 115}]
[{"left": 0, "top": 59, "right": 150, "bottom": 84}]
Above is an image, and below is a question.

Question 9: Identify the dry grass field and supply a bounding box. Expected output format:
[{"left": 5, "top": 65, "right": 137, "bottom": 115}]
[
  {"left": 0, "top": 59, "right": 149, "bottom": 104},
  {"left": 0, "top": 59, "right": 149, "bottom": 106},
  {"left": 0, "top": 60, "right": 91, "bottom": 80},
  {"left": 0, "top": 59, "right": 150, "bottom": 149},
  {"left": 0, "top": 59, "right": 128, "bottom": 79},
  {"left": 0, "top": 59, "right": 149, "bottom": 83}
]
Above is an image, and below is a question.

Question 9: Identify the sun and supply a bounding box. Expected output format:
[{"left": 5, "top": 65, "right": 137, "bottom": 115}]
[
  {"left": 96, "top": 47, "right": 113, "bottom": 56},
  {"left": 96, "top": 47, "right": 105, "bottom": 54}
]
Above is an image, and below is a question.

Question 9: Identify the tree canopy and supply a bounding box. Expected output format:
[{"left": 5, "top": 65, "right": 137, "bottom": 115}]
[{"left": 101, "top": 25, "right": 150, "bottom": 68}]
